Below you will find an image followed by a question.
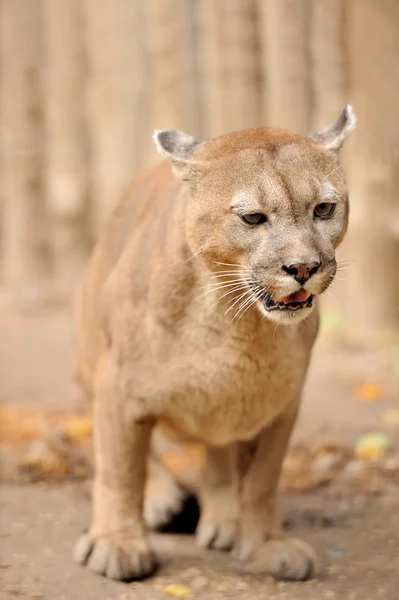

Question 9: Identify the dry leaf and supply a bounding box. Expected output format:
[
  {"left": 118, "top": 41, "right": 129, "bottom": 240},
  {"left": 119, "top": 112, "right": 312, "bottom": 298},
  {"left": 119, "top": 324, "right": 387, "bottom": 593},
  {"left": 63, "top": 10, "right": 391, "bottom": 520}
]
[
  {"left": 63, "top": 417, "right": 92, "bottom": 441},
  {"left": 0, "top": 405, "right": 64, "bottom": 447},
  {"left": 17, "top": 439, "right": 67, "bottom": 480},
  {"left": 355, "top": 433, "right": 392, "bottom": 462},
  {"left": 355, "top": 382, "right": 383, "bottom": 402},
  {"left": 163, "top": 584, "right": 191, "bottom": 598}
]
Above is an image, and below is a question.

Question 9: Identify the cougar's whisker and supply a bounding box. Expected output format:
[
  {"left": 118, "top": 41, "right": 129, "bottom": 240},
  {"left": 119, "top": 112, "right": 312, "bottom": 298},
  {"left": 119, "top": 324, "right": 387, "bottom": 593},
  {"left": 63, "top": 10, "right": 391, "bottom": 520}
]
[
  {"left": 232, "top": 290, "right": 259, "bottom": 323},
  {"left": 184, "top": 244, "right": 205, "bottom": 263},
  {"left": 225, "top": 289, "right": 253, "bottom": 315},
  {"left": 200, "top": 280, "right": 248, "bottom": 294},
  {"left": 219, "top": 283, "right": 250, "bottom": 301},
  {"left": 209, "top": 270, "right": 251, "bottom": 279},
  {"left": 236, "top": 290, "right": 264, "bottom": 323},
  {"left": 322, "top": 165, "right": 341, "bottom": 181},
  {"left": 213, "top": 261, "right": 244, "bottom": 268}
]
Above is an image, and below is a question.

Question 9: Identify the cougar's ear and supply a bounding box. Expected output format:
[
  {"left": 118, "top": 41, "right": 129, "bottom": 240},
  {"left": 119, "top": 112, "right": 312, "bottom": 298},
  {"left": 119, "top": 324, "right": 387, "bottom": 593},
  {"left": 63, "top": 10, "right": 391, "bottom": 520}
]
[
  {"left": 309, "top": 105, "right": 357, "bottom": 151},
  {"left": 153, "top": 129, "right": 204, "bottom": 179}
]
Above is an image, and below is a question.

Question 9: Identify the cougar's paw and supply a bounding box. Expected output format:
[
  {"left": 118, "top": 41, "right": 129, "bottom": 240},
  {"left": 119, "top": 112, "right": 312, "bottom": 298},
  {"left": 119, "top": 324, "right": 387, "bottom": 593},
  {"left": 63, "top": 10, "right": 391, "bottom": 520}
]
[
  {"left": 196, "top": 519, "right": 237, "bottom": 551},
  {"left": 73, "top": 532, "right": 156, "bottom": 581},
  {"left": 240, "top": 538, "right": 317, "bottom": 581}
]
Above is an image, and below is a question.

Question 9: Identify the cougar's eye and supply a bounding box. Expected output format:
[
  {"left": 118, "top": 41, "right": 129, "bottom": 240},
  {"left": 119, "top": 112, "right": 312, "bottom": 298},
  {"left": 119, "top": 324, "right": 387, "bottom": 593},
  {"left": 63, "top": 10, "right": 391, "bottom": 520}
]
[
  {"left": 240, "top": 213, "right": 267, "bottom": 226},
  {"left": 314, "top": 202, "right": 336, "bottom": 219}
]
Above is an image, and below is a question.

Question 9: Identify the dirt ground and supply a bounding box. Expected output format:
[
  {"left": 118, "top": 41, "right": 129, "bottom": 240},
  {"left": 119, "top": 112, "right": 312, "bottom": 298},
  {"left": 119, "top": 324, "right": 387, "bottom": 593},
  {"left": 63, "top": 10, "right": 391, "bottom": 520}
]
[{"left": 1, "top": 299, "right": 399, "bottom": 600}]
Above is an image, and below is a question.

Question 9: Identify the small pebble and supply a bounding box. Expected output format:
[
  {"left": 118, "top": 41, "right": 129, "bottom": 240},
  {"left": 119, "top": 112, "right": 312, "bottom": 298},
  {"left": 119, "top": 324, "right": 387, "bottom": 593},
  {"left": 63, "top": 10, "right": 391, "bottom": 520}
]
[{"left": 326, "top": 546, "right": 347, "bottom": 559}]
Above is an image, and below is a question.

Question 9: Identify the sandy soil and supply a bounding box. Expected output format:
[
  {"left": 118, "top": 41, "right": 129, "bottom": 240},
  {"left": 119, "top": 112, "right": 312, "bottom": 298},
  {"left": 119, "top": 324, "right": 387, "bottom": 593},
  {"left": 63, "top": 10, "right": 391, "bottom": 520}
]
[
  {"left": 1, "top": 301, "right": 398, "bottom": 599},
  {"left": 1, "top": 484, "right": 399, "bottom": 600}
]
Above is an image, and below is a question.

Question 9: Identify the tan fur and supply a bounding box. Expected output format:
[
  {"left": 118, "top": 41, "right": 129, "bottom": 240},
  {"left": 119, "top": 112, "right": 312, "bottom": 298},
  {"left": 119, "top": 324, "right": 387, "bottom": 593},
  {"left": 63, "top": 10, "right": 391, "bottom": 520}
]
[{"left": 73, "top": 108, "right": 355, "bottom": 581}]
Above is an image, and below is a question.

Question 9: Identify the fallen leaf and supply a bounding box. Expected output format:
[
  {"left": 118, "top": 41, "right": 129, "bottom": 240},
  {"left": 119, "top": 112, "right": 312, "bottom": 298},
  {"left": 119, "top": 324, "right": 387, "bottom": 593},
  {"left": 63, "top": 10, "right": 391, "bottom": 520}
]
[
  {"left": 163, "top": 584, "right": 191, "bottom": 598},
  {"left": 0, "top": 405, "right": 64, "bottom": 447},
  {"left": 355, "top": 382, "right": 383, "bottom": 402},
  {"left": 63, "top": 417, "right": 92, "bottom": 441},
  {"left": 355, "top": 433, "right": 392, "bottom": 462},
  {"left": 17, "top": 439, "right": 67, "bottom": 480}
]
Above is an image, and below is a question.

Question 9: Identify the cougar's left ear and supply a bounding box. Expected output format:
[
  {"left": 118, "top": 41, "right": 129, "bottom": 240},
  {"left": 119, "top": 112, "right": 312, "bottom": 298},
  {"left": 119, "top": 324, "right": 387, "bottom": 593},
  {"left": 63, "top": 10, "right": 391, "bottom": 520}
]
[
  {"left": 309, "top": 105, "right": 357, "bottom": 151},
  {"left": 153, "top": 129, "right": 204, "bottom": 179}
]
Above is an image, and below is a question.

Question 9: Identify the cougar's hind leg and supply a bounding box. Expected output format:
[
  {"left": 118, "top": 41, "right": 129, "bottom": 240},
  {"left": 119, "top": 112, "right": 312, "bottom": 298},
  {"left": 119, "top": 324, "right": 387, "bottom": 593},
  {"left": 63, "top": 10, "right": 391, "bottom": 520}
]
[{"left": 144, "top": 454, "right": 189, "bottom": 529}]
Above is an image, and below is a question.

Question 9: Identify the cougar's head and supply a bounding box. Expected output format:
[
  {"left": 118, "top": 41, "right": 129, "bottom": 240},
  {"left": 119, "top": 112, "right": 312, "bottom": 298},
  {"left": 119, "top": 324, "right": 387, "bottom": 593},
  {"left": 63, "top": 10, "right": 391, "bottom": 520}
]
[{"left": 154, "top": 107, "right": 356, "bottom": 325}]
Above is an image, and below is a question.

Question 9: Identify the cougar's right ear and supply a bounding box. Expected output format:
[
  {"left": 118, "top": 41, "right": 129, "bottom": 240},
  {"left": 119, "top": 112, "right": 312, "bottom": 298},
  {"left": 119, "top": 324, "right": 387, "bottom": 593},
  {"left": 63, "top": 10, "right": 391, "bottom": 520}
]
[{"left": 153, "top": 130, "right": 204, "bottom": 179}]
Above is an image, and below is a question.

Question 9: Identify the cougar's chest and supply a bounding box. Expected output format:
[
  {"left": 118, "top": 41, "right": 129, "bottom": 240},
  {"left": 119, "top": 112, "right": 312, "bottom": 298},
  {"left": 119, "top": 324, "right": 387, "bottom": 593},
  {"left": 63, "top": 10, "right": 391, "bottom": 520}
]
[{"left": 144, "top": 326, "right": 310, "bottom": 445}]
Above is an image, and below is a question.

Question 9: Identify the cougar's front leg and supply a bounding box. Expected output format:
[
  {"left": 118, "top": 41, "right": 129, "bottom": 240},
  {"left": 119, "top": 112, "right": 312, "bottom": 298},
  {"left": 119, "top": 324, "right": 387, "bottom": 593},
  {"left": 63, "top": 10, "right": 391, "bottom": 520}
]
[
  {"left": 196, "top": 445, "right": 238, "bottom": 551},
  {"left": 236, "top": 405, "right": 317, "bottom": 581},
  {"left": 74, "top": 352, "right": 156, "bottom": 581}
]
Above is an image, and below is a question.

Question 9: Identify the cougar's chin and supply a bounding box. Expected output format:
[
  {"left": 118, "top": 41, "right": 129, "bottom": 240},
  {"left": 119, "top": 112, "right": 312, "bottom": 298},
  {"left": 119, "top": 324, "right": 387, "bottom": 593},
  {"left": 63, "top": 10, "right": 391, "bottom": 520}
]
[
  {"left": 258, "top": 300, "right": 315, "bottom": 325},
  {"left": 254, "top": 287, "right": 316, "bottom": 325}
]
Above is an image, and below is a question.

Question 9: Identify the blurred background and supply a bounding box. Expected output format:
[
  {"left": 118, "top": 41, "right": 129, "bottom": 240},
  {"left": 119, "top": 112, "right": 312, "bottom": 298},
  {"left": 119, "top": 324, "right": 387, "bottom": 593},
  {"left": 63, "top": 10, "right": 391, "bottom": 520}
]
[
  {"left": 1, "top": 3, "right": 399, "bottom": 597},
  {"left": 0, "top": 0, "right": 398, "bottom": 338}
]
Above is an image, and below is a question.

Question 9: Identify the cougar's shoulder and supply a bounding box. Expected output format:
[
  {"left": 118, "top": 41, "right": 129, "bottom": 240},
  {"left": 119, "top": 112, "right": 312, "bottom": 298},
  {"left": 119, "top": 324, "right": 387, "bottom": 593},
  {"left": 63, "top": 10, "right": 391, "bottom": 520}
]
[{"left": 74, "top": 161, "right": 183, "bottom": 396}]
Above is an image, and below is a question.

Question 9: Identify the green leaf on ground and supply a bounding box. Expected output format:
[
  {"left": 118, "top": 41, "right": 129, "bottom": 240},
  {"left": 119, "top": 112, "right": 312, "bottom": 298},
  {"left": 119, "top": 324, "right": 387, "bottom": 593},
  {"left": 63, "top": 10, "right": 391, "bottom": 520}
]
[{"left": 355, "top": 432, "right": 392, "bottom": 461}]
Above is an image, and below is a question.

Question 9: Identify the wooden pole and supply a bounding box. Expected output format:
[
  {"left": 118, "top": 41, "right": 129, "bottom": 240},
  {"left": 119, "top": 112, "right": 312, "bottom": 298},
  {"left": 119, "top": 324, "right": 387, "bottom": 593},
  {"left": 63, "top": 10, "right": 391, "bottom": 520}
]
[
  {"left": 42, "top": 0, "right": 89, "bottom": 289},
  {"left": 0, "top": 0, "right": 47, "bottom": 288},
  {"left": 259, "top": 0, "right": 311, "bottom": 132},
  {"left": 346, "top": 0, "right": 399, "bottom": 334},
  {"left": 82, "top": 0, "right": 143, "bottom": 235},
  {"left": 144, "top": 0, "right": 200, "bottom": 165},
  {"left": 201, "top": 0, "right": 261, "bottom": 137},
  {"left": 309, "top": 0, "right": 347, "bottom": 130}
]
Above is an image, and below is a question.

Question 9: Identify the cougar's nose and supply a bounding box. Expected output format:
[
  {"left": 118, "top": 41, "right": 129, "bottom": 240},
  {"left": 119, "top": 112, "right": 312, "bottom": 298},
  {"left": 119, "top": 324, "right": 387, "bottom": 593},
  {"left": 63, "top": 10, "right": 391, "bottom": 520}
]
[{"left": 282, "top": 261, "right": 321, "bottom": 285}]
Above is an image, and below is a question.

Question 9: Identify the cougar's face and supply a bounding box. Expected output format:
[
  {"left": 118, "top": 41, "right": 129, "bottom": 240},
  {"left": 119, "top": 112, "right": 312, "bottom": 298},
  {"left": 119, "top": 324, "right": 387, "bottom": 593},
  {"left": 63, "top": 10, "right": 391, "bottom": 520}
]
[
  {"left": 188, "top": 141, "right": 349, "bottom": 325},
  {"left": 154, "top": 106, "right": 355, "bottom": 325}
]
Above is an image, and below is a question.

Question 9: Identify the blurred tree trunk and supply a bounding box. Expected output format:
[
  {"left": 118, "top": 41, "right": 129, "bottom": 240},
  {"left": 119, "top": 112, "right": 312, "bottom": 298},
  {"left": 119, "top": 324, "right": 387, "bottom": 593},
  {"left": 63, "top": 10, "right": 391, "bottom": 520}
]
[
  {"left": 0, "top": 0, "right": 46, "bottom": 287},
  {"left": 42, "top": 0, "right": 88, "bottom": 289},
  {"left": 346, "top": 0, "right": 399, "bottom": 335},
  {"left": 201, "top": 0, "right": 261, "bottom": 137},
  {"left": 259, "top": 0, "right": 311, "bottom": 132},
  {"left": 144, "top": 0, "right": 199, "bottom": 165},
  {"left": 310, "top": 0, "right": 347, "bottom": 130},
  {"left": 309, "top": 0, "right": 348, "bottom": 316},
  {"left": 83, "top": 0, "right": 144, "bottom": 235}
]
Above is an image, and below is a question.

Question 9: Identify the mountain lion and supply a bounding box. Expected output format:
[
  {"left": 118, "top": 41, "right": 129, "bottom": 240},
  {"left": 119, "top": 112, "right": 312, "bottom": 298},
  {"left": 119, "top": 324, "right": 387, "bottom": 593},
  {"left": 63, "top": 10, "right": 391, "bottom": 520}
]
[{"left": 74, "top": 106, "right": 356, "bottom": 581}]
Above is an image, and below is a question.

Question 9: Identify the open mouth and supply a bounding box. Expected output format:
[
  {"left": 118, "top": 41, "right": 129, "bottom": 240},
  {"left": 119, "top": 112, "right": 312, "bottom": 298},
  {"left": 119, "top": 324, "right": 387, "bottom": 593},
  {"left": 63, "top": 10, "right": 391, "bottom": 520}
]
[{"left": 263, "top": 289, "right": 313, "bottom": 312}]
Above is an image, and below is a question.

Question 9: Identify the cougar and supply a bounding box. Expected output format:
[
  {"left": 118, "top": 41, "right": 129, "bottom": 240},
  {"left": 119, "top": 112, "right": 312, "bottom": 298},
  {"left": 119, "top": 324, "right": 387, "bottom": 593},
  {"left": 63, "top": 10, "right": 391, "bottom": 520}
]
[{"left": 73, "top": 106, "right": 356, "bottom": 581}]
